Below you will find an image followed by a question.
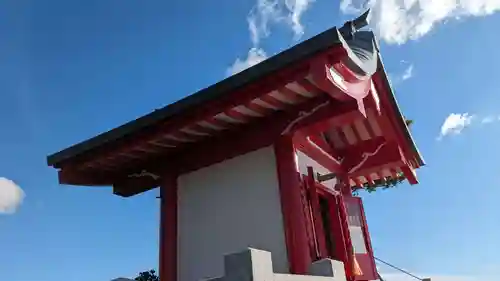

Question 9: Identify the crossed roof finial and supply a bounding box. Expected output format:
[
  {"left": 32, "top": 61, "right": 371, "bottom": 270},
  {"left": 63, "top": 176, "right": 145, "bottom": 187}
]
[{"left": 339, "top": 9, "right": 371, "bottom": 39}]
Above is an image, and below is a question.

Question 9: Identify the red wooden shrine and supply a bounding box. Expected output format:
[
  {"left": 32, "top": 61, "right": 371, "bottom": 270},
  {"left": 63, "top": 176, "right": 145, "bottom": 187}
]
[{"left": 47, "top": 11, "right": 424, "bottom": 281}]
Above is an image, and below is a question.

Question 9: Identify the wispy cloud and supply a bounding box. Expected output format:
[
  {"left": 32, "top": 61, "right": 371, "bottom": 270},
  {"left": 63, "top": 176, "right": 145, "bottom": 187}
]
[
  {"left": 401, "top": 64, "right": 413, "bottom": 81},
  {"left": 389, "top": 62, "right": 414, "bottom": 85},
  {"left": 0, "top": 177, "right": 25, "bottom": 214},
  {"left": 227, "top": 0, "right": 315, "bottom": 76},
  {"left": 248, "top": 0, "right": 314, "bottom": 45},
  {"left": 340, "top": 0, "right": 500, "bottom": 44},
  {"left": 437, "top": 112, "right": 500, "bottom": 140},
  {"left": 226, "top": 48, "right": 268, "bottom": 76},
  {"left": 247, "top": 0, "right": 281, "bottom": 47},
  {"left": 480, "top": 115, "right": 496, "bottom": 124}
]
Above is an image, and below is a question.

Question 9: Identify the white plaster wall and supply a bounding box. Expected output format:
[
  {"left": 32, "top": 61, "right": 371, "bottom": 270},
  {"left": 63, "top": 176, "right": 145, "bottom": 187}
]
[
  {"left": 178, "top": 146, "right": 289, "bottom": 281},
  {"left": 295, "top": 150, "right": 337, "bottom": 189}
]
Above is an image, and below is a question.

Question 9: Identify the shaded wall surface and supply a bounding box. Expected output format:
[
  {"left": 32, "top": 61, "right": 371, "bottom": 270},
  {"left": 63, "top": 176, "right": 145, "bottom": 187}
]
[{"left": 178, "top": 146, "right": 289, "bottom": 281}]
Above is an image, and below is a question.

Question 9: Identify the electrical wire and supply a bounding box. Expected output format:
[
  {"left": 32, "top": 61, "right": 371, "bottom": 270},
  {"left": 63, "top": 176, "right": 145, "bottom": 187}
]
[{"left": 374, "top": 256, "right": 424, "bottom": 281}]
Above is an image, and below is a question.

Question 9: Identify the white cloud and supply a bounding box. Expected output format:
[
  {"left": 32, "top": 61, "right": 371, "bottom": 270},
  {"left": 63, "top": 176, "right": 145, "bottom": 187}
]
[
  {"left": 0, "top": 177, "right": 25, "bottom": 214},
  {"left": 340, "top": 0, "right": 500, "bottom": 44},
  {"left": 247, "top": 0, "right": 314, "bottom": 46},
  {"left": 226, "top": 48, "right": 268, "bottom": 76},
  {"left": 437, "top": 112, "right": 500, "bottom": 139},
  {"left": 438, "top": 112, "right": 475, "bottom": 139},
  {"left": 340, "top": 0, "right": 367, "bottom": 14}
]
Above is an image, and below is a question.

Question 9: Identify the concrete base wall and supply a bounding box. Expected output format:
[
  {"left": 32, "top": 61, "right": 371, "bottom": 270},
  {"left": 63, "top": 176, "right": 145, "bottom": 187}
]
[{"left": 206, "top": 248, "right": 347, "bottom": 281}]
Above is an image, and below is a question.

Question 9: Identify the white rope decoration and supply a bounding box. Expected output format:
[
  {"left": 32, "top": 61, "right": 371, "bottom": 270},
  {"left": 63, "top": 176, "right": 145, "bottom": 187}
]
[
  {"left": 281, "top": 100, "right": 330, "bottom": 135},
  {"left": 128, "top": 170, "right": 161, "bottom": 180}
]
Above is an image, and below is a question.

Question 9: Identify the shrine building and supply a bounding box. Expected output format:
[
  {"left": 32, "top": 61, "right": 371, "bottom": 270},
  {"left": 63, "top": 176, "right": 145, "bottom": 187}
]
[{"left": 47, "top": 11, "right": 424, "bottom": 281}]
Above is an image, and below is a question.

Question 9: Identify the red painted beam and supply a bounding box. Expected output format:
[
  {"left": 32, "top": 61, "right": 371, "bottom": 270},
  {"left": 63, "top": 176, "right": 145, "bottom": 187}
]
[
  {"left": 400, "top": 164, "right": 418, "bottom": 185},
  {"left": 372, "top": 72, "right": 419, "bottom": 168},
  {"left": 113, "top": 175, "right": 160, "bottom": 197},
  {"left": 173, "top": 96, "right": 358, "bottom": 175},
  {"left": 340, "top": 138, "right": 402, "bottom": 174},
  {"left": 60, "top": 96, "right": 359, "bottom": 189},
  {"left": 58, "top": 164, "right": 161, "bottom": 197},
  {"left": 364, "top": 174, "right": 376, "bottom": 186},
  {"left": 307, "top": 134, "right": 332, "bottom": 153},
  {"left": 306, "top": 133, "right": 345, "bottom": 167},
  {"left": 338, "top": 133, "right": 418, "bottom": 185},
  {"left": 348, "top": 161, "right": 403, "bottom": 180},
  {"left": 309, "top": 134, "right": 343, "bottom": 164},
  {"left": 294, "top": 134, "right": 344, "bottom": 173},
  {"left": 296, "top": 78, "right": 323, "bottom": 95},
  {"left": 58, "top": 169, "right": 114, "bottom": 186},
  {"left": 299, "top": 109, "right": 365, "bottom": 137}
]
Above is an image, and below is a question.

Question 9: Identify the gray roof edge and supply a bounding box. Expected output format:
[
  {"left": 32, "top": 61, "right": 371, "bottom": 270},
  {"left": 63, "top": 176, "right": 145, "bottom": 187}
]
[{"left": 47, "top": 27, "right": 344, "bottom": 167}]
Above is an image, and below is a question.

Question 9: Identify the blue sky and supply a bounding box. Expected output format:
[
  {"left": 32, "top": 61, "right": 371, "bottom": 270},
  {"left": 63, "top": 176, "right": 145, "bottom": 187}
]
[{"left": 1, "top": 0, "right": 500, "bottom": 280}]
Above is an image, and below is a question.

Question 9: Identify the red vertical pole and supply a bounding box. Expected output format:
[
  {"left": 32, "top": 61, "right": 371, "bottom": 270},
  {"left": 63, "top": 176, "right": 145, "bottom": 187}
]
[
  {"left": 159, "top": 174, "right": 178, "bottom": 281},
  {"left": 327, "top": 194, "right": 348, "bottom": 263},
  {"left": 340, "top": 176, "right": 353, "bottom": 197},
  {"left": 338, "top": 195, "right": 355, "bottom": 281},
  {"left": 306, "top": 166, "right": 328, "bottom": 259},
  {"left": 274, "top": 136, "right": 310, "bottom": 274},
  {"left": 335, "top": 176, "right": 356, "bottom": 281},
  {"left": 357, "top": 197, "right": 378, "bottom": 280}
]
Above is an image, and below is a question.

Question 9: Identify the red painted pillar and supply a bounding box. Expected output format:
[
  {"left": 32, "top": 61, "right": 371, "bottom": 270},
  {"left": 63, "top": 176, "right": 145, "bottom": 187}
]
[
  {"left": 306, "top": 166, "right": 328, "bottom": 259},
  {"left": 274, "top": 136, "right": 310, "bottom": 274},
  {"left": 336, "top": 176, "right": 358, "bottom": 281},
  {"left": 159, "top": 175, "right": 178, "bottom": 281}
]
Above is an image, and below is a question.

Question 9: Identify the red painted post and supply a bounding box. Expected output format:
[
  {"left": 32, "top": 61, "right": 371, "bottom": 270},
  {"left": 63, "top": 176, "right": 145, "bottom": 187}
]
[
  {"left": 354, "top": 196, "right": 378, "bottom": 281},
  {"left": 159, "top": 175, "right": 178, "bottom": 281},
  {"left": 306, "top": 166, "right": 328, "bottom": 259},
  {"left": 327, "top": 194, "right": 348, "bottom": 264},
  {"left": 274, "top": 136, "right": 311, "bottom": 274},
  {"left": 336, "top": 177, "right": 356, "bottom": 281}
]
